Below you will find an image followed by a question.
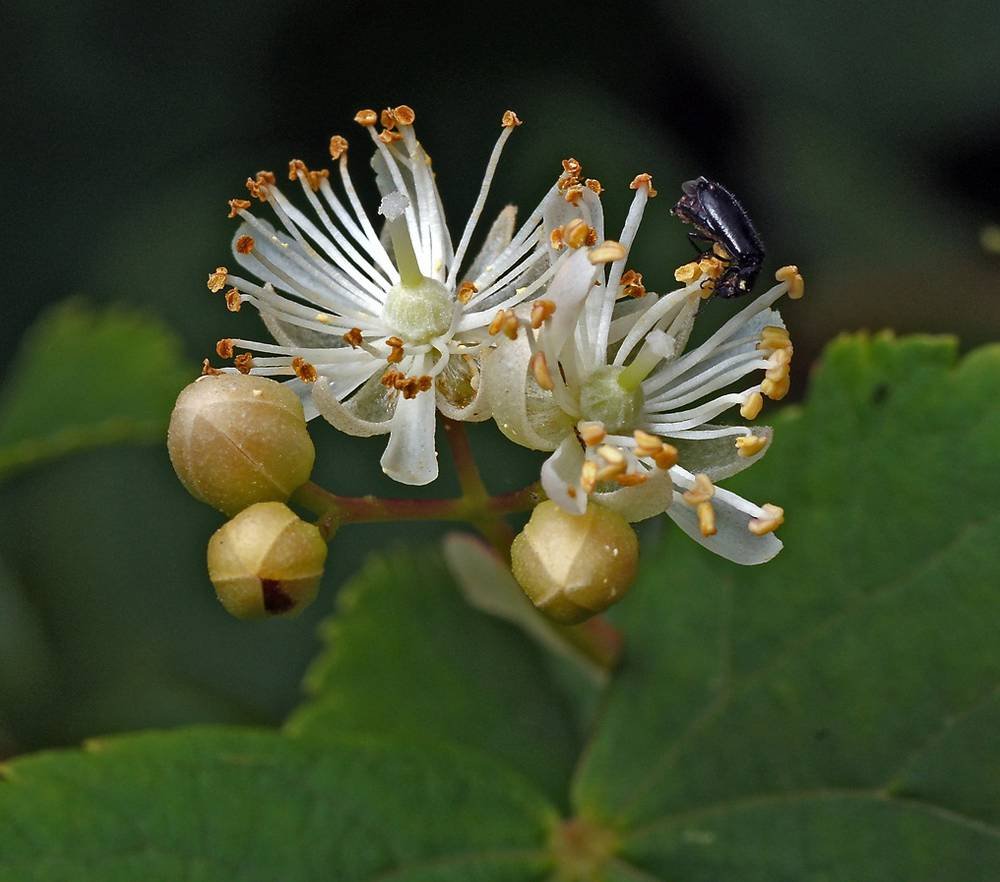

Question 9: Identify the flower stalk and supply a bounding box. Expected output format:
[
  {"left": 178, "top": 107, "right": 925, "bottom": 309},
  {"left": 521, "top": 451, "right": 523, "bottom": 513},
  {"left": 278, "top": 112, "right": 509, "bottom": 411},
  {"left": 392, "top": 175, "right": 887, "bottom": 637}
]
[{"left": 289, "top": 418, "right": 620, "bottom": 670}]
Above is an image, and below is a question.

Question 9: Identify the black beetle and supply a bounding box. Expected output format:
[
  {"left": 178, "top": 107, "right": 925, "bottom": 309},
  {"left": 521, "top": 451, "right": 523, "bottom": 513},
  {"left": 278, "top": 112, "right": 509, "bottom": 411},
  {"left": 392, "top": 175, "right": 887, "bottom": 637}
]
[{"left": 671, "top": 177, "right": 765, "bottom": 299}]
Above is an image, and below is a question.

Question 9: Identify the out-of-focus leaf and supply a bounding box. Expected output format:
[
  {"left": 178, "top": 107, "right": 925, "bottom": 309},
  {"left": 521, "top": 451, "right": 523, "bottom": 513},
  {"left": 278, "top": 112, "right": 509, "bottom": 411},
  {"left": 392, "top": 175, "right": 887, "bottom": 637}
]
[
  {"left": 0, "top": 728, "right": 556, "bottom": 882},
  {"left": 571, "top": 334, "right": 1000, "bottom": 879},
  {"left": 288, "top": 548, "right": 582, "bottom": 803},
  {"left": 0, "top": 302, "right": 191, "bottom": 480}
]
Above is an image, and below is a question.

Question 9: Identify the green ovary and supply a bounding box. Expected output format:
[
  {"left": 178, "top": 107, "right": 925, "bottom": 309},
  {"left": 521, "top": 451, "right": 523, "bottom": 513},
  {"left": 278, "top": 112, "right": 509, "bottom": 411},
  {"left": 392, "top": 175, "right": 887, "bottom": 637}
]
[
  {"left": 579, "top": 365, "right": 644, "bottom": 433},
  {"left": 382, "top": 278, "right": 455, "bottom": 345}
]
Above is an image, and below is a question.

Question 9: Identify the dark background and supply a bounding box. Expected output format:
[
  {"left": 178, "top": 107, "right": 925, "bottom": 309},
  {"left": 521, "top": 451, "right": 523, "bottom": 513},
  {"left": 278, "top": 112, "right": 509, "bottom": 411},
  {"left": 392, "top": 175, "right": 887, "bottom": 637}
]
[{"left": 1, "top": 0, "right": 998, "bottom": 755}]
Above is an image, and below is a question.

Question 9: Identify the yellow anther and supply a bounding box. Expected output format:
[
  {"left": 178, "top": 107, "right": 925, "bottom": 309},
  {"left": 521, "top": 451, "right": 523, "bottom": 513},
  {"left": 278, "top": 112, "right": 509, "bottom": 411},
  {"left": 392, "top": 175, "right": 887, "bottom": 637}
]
[
  {"left": 342, "top": 328, "right": 363, "bottom": 348},
  {"left": 589, "top": 240, "right": 627, "bottom": 264},
  {"left": 488, "top": 310, "right": 508, "bottom": 336},
  {"left": 564, "top": 185, "right": 585, "bottom": 206},
  {"left": 749, "top": 503, "right": 785, "bottom": 536},
  {"left": 740, "top": 391, "right": 764, "bottom": 420},
  {"left": 674, "top": 261, "right": 703, "bottom": 284},
  {"left": 503, "top": 312, "right": 520, "bottom": 340},
  {"left": 597, "top": 445, "right": 626, "bottom": 465},
  {"left": 761, "top": 375, "right": 790, "bottom": 401},
  {"left": 585, "top": 178, "right": 603, "bottom": 195},
  {"left": 378, "top": 129, "right": 402, "bottom": 143},
  {"left": 735, "top": 434, "right": 768, "bottom": 458},
  {"left": 629, "top": 173, "right": 657, "bottom": 197},
  {"left": 563, "top": 218, "right": 590, "bottom": 249},
  {"left": 712, "top": 242, "right": 732, "bottom": 261},
  {"left": 224, "top": 288, "right": 242, "bottom": 312},
  {"left": 759, "top": 325, "right": 793, "bottom": 354},
  {"left": 291, "top": 357, "right": 318, "bottom": 383},
  {"left": 501, "top": 110, "right": 523, "bottom": 128},
  {"left": 616, "top": 472, "right": 649, "bottom": 487},
  {"left": 315, "top": 313, "right": 334, "bottom": 325},
  {"left": 530, "top": 351, "right": 554, "bottom": 391},
  {"left": 653, "top": 444, "right": 679, "bottom": 470},
  {"left": 561, "top": 157, "right": 582, "bottom": 177},
  {"left": 549, "top": 226, "right": 566, "bottom": 250},
  {"left": 698, "top": 256, "right": 725, "bottom": 278},
  {"left": 215, "top": 338, "right": 235, "bottom": 359},
  {"left": 234, "top": 353, "right": 254, "bottom": 375},
  {"left": 245, "top": 170, "right": 275, "bottom": 202},
  {"left": 227, "top": 198, "right": 251, "bottom": 218},
  {"left": 329, "top": 135, "right": 349, "bottom": 159},
  {"left": 235, "top": 235, "right": 255, "bottom": 254},
  {"left": 380, "top": 108, "right": 397, "bottom": 130},
  {"left": 207, "top": 266, "right": 229, "bottom": 293},
  {"left": 288, "top": 158, "right": 308, "bottom": 181},
  {"left": 201, "top": 359, "right": 222, "bottom": 376},
  {"left": 696, "top": 501, "right": 717, "bottom": 537},
  {"left": 393, "top": 105, "right": 416, "bottom": 125},
  {"left": 580, "top": 460, "right": 598, "bottom": 494},
  {"left": 619, "top": 269, "right": 646, "bottom": 299},
  {"left": 530, "top": 299, "right": 556, "bottom": 329},
  {"left": 775, "top": 264, "right": 804, "bottom": 298},
  {"left": 354, "top": 109, "right": 377, "bottom": 127},
  {"left": 596, "top": 460, "right": 627, "bottom": 483},
  {"left": 632, "top": 429, "right": 661, "bottom": 455},
  {"left": 765, "top": 349, "right": 791, "bottom": 382},
  {"left": 578, "top": 421, "right": 606, "bottom": 447},
  {"left": 683, "top": 473, "right": 715, "bottom": 506},
  {"left": 457, "top": 280, "right": 478, "bottom": 304},
  {"left": 386, "top": 336, "right": 405, "bottom": 364}
]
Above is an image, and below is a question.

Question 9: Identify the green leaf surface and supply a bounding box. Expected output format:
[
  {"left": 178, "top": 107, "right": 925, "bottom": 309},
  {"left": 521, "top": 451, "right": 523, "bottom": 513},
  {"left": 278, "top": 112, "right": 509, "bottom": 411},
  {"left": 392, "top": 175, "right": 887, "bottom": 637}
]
[
  {"left": 572, "top": 333, "right": 1000, "bottom": 879},
  {"left": 0, "top": 728, "right": 555, "bottom": 882},
  {"left": 288, "top": 548, "right": 583, "bottom": 804},
  {"left": 0, "top": 302, "right": 191, "bottom": 479}
]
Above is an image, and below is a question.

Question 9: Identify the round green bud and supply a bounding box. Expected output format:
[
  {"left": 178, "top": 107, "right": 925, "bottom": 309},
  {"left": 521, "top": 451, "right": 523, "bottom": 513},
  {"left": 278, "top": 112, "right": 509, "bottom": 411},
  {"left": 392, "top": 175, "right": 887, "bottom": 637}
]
[
  {"left": 168, "top": 373, "right": 315, "bottom": 516},
  {"left": 510, "top": 500, "right": 639, "bottom": 625},
  {"left": 207, "top": 502, "right": 327, "bottom": 619}
]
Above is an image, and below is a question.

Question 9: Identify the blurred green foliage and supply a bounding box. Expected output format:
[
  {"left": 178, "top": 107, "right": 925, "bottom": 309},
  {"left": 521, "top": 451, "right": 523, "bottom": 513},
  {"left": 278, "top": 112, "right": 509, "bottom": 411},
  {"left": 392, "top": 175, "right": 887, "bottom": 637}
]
[
  {"left": 1, "top": 334, "right": 998, "bottom": 880},
  {"left": 1, "top": 0, "right": 998, "bottom": 761}
]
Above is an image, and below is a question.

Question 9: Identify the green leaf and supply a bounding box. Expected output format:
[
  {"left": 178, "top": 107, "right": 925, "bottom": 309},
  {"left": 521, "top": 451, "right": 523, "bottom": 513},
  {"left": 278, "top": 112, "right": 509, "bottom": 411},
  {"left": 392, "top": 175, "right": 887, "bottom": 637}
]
[
  {"left": 2, "top": 334, "right": 998, "bottom": 881},
  {"left": 0, "top": 728, "right": 555, "bottom": 881},
  {"left": 0, "top": 302, "right": 191, "bottom": 480},
  {"left": 571, "top": 333, "right": 1000, "bottom": 879},
  {"left": 288, "top": 547, "right": 584, "bottom": 804}
]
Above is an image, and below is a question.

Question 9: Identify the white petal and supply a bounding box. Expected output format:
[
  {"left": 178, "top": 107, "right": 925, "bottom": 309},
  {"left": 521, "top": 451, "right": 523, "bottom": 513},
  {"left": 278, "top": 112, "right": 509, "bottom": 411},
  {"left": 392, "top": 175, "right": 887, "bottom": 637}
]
[
  {"left": 434, "top": 352, "right": 491, "bottom": 422},
  {"left": 466, "top": 205, "right": 517, "bottom": 282},
  {"left": 380, "top": 384, "right": 439, "bottom": 486},
  {"left": 541, "top": 436, "right": 588, "bottom": 515},
  {"left": 666, "top": 490, "right": 782, "bottom": 565},
  {"left": 482, "top": 332, "right": 574, "bottom": 451},
  {"left": 670, "top": 426, "right": 773, "bottom": 482},
  {"left": 312, "top": 376, "right": 392, "bottom": 437},
  {"left": 541, "top": 248, "right": 601, "bottom": 355},
  {"left": 594, "top": 467, "right": 674, "bottom": 523},
  {"left": 261, "top": 311, "right": 337, "bottom": 349},
  {"left": 542, "top": 186, "right": 605, "bottom": 255}
]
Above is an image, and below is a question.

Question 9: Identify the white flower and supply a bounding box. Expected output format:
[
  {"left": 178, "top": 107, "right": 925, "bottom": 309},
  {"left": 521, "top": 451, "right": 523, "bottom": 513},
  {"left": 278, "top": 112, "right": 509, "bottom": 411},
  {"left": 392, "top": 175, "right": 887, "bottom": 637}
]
[
  {"left": 205, "top": 106, "right": 591, "bottom": 486},
  {"left": 483, "top": 164, "right": 804, "bottom": 564}
]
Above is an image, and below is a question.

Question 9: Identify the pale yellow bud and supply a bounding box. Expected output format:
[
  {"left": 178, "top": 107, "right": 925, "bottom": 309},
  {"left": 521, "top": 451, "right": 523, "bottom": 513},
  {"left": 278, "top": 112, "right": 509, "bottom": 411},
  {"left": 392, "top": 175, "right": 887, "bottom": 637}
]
[
  {"left": 168, "top": 374, "right": 315, "bottom": 516},
  {"left": 207, "top": 502, "right": 327, "bottom": 619},
  {"left": 510, "top": 500, "right": 639, "bottom": 624}
]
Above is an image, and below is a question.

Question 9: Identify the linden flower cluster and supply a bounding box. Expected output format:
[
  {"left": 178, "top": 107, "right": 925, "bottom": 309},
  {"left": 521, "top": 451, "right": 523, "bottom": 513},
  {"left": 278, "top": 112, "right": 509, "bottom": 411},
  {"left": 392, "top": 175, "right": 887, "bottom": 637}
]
[
  {"left": 483, "top": 159, "right": 803, "bottom": 565},
  {"left": 170, "top": 104, "right": 802, "bottom": 624},
  {"left": 203, "top": 105, "right": 609, "bottom": 486}
]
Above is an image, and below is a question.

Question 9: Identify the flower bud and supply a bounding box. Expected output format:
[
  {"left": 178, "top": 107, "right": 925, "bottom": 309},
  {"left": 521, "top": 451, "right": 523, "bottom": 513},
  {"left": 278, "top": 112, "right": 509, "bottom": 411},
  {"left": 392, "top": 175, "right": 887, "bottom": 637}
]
[
  {"left": 168, "top": 373, "right": 314, "bottom": 516},
  {"left": 207, "top": 502, "right": 327, "bottom": 619},
  {"left": 510, "top": 500, "right": 639, "bottom": 624}
]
